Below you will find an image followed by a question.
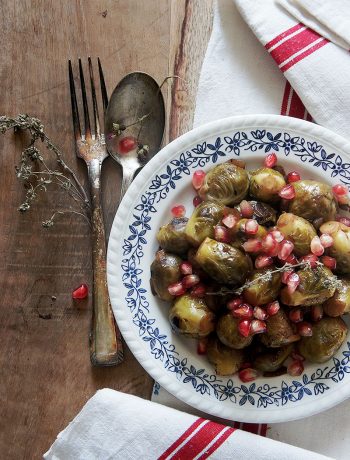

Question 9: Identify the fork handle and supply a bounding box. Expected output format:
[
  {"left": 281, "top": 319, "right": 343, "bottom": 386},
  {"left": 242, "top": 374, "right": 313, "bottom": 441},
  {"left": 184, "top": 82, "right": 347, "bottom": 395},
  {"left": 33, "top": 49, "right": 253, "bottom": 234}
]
[{"left": 88, "top": 159, "right": 124, "bottom": 366}]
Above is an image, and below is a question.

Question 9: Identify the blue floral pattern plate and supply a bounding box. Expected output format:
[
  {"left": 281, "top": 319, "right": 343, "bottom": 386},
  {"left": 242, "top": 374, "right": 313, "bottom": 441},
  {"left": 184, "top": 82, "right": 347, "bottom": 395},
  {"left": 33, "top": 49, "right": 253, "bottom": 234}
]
[{"left": 107, "top": 115, "right": 350, "bottom": 423}]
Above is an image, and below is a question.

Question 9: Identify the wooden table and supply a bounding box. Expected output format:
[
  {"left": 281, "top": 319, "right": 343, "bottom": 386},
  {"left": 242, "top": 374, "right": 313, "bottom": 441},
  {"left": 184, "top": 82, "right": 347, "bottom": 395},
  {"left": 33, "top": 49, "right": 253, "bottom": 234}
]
[{"left": 0, "top": 1, "right": 213, "bottom": 458}]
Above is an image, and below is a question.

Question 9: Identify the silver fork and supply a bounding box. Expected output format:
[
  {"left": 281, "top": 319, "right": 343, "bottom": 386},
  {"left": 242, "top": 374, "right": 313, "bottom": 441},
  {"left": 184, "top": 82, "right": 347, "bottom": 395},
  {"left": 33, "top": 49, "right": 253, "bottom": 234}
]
[{"left": 68, "top": 58, "right": 123, "bottom": 366}]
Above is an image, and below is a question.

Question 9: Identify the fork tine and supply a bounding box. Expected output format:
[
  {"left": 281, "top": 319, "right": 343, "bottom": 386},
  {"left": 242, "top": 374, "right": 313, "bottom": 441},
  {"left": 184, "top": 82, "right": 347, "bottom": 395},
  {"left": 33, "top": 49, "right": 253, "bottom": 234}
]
[
  {"left": 68, "top": 60, "right": 81, "bottom": 140},
  {"left": 97, "top": 58, "right": 109, "bottom": 114},
  {"left": 78, "top": 58, "right": 91, "bottom": 138},
  {"left": 88, "top": 57, "right": 100, "bottom": 138}
]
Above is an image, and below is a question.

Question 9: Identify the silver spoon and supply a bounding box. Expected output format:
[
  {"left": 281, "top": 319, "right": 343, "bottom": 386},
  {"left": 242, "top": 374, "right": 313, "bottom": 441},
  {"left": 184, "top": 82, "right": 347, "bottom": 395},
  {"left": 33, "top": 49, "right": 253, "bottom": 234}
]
[{"left": 105, "top": 72, "right": 165, "bottom": 201}]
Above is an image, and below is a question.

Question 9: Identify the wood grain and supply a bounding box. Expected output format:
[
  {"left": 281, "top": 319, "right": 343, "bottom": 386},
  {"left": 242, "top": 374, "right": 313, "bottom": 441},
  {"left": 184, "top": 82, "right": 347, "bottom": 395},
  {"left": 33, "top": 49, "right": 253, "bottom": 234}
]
[{"left": 0, "top": 1, "right": 213, "bottom": 458}]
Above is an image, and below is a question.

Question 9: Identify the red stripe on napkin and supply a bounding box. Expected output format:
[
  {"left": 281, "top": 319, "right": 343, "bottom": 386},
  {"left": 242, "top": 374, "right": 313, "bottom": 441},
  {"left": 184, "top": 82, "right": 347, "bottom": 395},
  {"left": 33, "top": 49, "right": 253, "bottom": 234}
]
[
  {"left": 280, "top": 38, "right": 328, "bottom": 72},
  {"left": 265, "top": 23, "right": 305, "bottom": 50},
  {"left": 281, "top": 81, "right": 312, "bottom": 120},
  {"left": 196, "top": 427, "right": 235, "bottom": 459}
]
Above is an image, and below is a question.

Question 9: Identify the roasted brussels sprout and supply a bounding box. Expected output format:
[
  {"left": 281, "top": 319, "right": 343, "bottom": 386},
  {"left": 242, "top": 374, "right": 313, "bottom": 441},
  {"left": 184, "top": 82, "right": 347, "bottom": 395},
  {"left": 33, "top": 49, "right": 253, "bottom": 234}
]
[
  {"left": 253, "top": 344, "right": 293, "bottom": 372},
  {"left": 243, "top": 267, "right": 282, "bottom": 306},
  {"left": 323, "top": 279, "right": 350, "bottom": 317},
  {"left": 185, "top": 201, "right": 225, "bottom": 247},
  {"left": 287, "top": 180, "right": 337, "bottom": 223},
  {"left": 261, "top": 310, "right": 300, "bottom": 348},
  {"left": 320, "top": 221, "right": 350, "bottom": 274},
  {"left": 198, "top": 162, "right": 249, "bottom": 205},
  {"left": 280, "top": 266, "right": 337, "bottom": 306},
  {"left": 150, "top": 250, "right": 182, "bottom": 301},
  {"left": 217, "top": 313, "right": 253, "bottom": 349},
  {"left": 157, "top": 217, "right": 190, "bottom": 255},
  {"left": 195, "top": 237, "right": 252, "bottom": 285},
  {"left": 249, "top": 167, "right": 286, "bottom": 203},
  {"left": 169, "top": 294, "right": 216, "bottom": 338},
  {"left": 248, "top": 200, "right": 277, "bottom": 226},
  {"left": 298, "top": 317, "right": 347, "bottom": 363},
  {"left": 207, "top": 336, "right": 245, "bottom": 375},
  {"left": 277, "top": 213, "right": 317, "bottom": 256}
]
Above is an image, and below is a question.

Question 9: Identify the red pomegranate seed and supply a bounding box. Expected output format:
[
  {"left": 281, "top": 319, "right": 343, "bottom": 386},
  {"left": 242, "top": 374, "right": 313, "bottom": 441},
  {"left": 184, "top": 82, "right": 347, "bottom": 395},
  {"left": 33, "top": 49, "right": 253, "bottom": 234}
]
[
  {"left": 182, "top": 274, "right": 200, "bottom": 289},
  {"left": 250, "top": 319, "right": 267, "bottom": 335},
  {"left": 192, "top": 170, "right": 206, "bottom": 190},
  {"left": 289, "top": 308, "right": 303, "bottom": 323},
  {"left": 310, "top": 236, "right": 324, "bottom": 256},
  {"left": 285, "top": 253, "right": 298, "bottom": 265},
  {"left": 240, "top": 362, "right": 253, "bottom": 370},
  {"left": 239, "top": 368, "right": 259, "bottom": 382},
  {"left": 180, "top": 261, "right": 193, "bottom": 275},
  {"left": 287, "top": 171, "right": 301, "bottom": 183},
  {"left": 168, "top": 282, "right": 186, "bottom": 296},
  {"left": 282, "top": 269, "right": 294, "bottom": 284},
  {"left": 197, "top": 339, "right": 207, "bottom": 355},
  {"left": 232, "top": 304, "right": 254, "bottom": 319},
  {"left": 287, "top": 272, "right": 300, "bottom": 293},
  {"left": 171, "top": 204, "right": 186, "bottom": 218},
  {"left": 262, "top": 233, "right": 279, "bottom": 256},
  {"left": 337, "top": 216, "right": 350, "bottom": 227},
  {"left": 240, "top": 200, "right": 254, "bottom": 218},
  {"left": 222, "top": 213, "right": 238, "bottom": 228},
  {"left": 266, "top": 301, "right": 280, "bottom": 316},
  {"left": 191, "top": 283, "right": 206, "bottom": 297},
  {"left": 264, "top": 152, "right": 277, "bottom": 168},
  {"left": 332, "top": 184, "right": 348, "bottom": 196},
  {"left": 291, "top": 351, "right": 305, "bottom": 362},
  {"left": 311, "top": 305, "right": 323, "bottom": 322},
  {"left": 245, "top": 219, "right": 259, "bottom": 235},
  {"left": 72, "top": 283, "right": 89, "bottom": 299},
  {"left": 321, "top": 255, "right": 337, "bottom": 270},
  {"left": 227, "top": 297, "right": 244, "bottom": 310},
  {"left": 287, "top": 360, "right": 304, "bottom": 376},
  {"left": 255, "top": 255, "right": 273, "bottom": 269},
  {"left": 242, "top": 239, "right": 262, "bottom": 253},
  {"left": 193, "top": 196, "right": 202, "bottom": 207},
  {"left": 119, "top": 136, "right": 138, "bottom": 154},
  {"left": 301, "top": 254, "right": 318, "bottom": 268},
  {"left": 297, "top": 322, "right": 313, "bottom": 337},
  {"left": 278, "top": 240, "right": 294, "bottom": 260},
  {"left": 253, "top": 306, "right": 268, "bottom": 320},
  {"left": 271, "top": 230, "right": 284, "bottom": 243},
  {"left": 320, "top": 233, "right": 333, "bottom": 248},
  {"left": 214, "top": 225, "right": 231, "bottom": 243},
  {"left": 238, "top": 319, "right": 251, "bottom": 337},
  {"left": 279, "top": 184, "right": 295, "bottom": 200}
]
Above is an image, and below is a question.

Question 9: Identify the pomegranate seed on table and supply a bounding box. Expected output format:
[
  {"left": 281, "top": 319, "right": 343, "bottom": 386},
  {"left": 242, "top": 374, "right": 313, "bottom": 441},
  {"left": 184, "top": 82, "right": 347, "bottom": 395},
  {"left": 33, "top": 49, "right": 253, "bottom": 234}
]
[
  {"left": 291, "top": 351, "right": 305, "bottom": 362},
  {"left": 245, "top": 219, "right": 259, "bottom": 234},
  {"left": 297, "top": 321, "right": 313, "bottom": 337},
  {"left": 278, "top": 240, "right": 294, "bottom": 260},
  {"left": 253, "top": 306, "right": 268, "bottom": 320},
  {"left": 214, "top": 225, "right": 231, "bottom": 243},
  {"left": 255, "top": 255, "right": 273, "bottom": 269},
  {"left": 118, "top": 136, "right": 138, "bottom": 154},
  {"left": 282, "top": 269, "right": 294, "bottom": 284},
  {"left": 190, "top": 283, "right": 206, "bottom": 297},
  {"left": 72, "top": 283, "right": 89, "bottom": 299},
  {"left": 239, "top": 368, "right": 259, "bottom": 383},
  {"left": 336, "top": 216, "right": 350, "bottom": 227},
  {"left": 279, "top": 184, "right": 295, "bottom": 200},
  {"left": 197, "top": 339, "right": 208, "bottom": 355},
  {"left": 266, "top": 301, "right": 280, "bottom": 316},
  {"left": 250, "top": 319, "right": 267, "bottom": 335},
  {"left": 301, "top": 253, "right": 318, "bottom": 268},
  {"left": 180, "top": 261, "right": 193, "bottom": 275},
  {"left": 271, "top": 229, "right": 284, "bottom": 243},
  {"left": 310, "top": 236, "right": 324, "bottom": 256},
  {"left": 193, "top": 195, "right": 202, "bottom": 207},
  {"left": 287, "top": 171, "right": 301, "bottom": 183},
  {"left": 240, "top": 200, "right": 254, "bottom": 218},
  {"left": 264, "top": 152, "right": 277, "bottom": 168},
  {"left": 238, "top": 319, "right": 251, "bottom": 337},
  {"left": 320, "top": 233, "right": 333, "bottom": 248},
  {"left": 311, "top": 305, "right": 324, "bottom": 322},
  {"left": 287, "top": 360, "right": 304, "bottom": 376},
  {"left": 192, "top": 170, "right": 206, "bottom": 190},
  {"left": 182, "top": 274, "right": 200, "bottom": 289},
  {"left": 227, "top": 297, "right": 244, "bottom": 310},
  {"left": 332, "top": 184, "right": 348, "bottom": 196},
  {"left": 171, "top": 204, "right": 186, "bottom": 218},
  {"left": 168, "top": 282, "right": 186, "bottom": 296},
  {"left": 321, "top": 255, "right": 337, "bottom": 270},
  {"left": 287, "top": 272, "right": 300, "bottom": 294},
  {"left": 232, "top": 304, "right": 254, "bottom": 319},
  {"left": 289, "top": 308, "right": 303, "bottom": 323},
  {"left": 242, "top": 239, "right": 262, "bottom": 253}
]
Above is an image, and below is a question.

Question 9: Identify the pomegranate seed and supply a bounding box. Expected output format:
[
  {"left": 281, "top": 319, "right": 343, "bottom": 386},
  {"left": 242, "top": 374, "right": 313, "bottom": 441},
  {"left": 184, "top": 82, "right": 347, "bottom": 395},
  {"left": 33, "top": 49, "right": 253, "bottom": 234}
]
[
  {"left": 255, "top": 255, "right": 273, "bottom": 269},
  {"left": 291, "top": 351, "right": 305, "bottom": 362},
  {"left": 262, "top": 233, "right": 279, "bottom": 256},
  {"left": 192, "top": 170, "right": 206, "bottom": 190},
  {"left": 266, "top": 301, "right": 280, "bottom": 316},
  {"left": 311, "top": 305, "right": 323, "bottom": 322},
  {"left": 337, "top": 216, "right": 350, "bottom": 227},
  {"left": 320, "top": 233, "right": 333, "bottom": 248},
  {"left": 289, "top": 308, "right": 303, "bottom": 323},
  {"left": 278, "top": 240, "right": 294, "bottom": 260},
  {"left": 287, "top": 360, "right": 304, "bottom": 376},
  {"left": 119, "top": 136, "right": 138, "bottom": 154},
  {"left": 264, "top": 152, "right": 277, "bottom": 168},
  {"left": 245, "top": 219, "right": 259, "bottom": 235},
  {"left": 72, "top": 283, "right": 88, "bottom": 299},
  {"left": 287, "top": 171, "right": 301, "bottom": 183},
  {"left": 242, "top": 239, "right": 262, "bottom": 253},
  {"left": 279, "top": 184, "right": 295, "bottom": 200},
  {"left": 232, "top": 304, "right": 254, "bottom": 319},
  {"left": 297, "top": 321, "right": 313, "bottom": 337},
  {"left": 282, "top": 269, "right": 294, "bottom": 284},
  {"left": 240, "top": 200, "right": 254, "bottom": 218},
  {"left": 197, "top": 338, "right": 207, "bottom": 355},
  {"left": 193, "top": 196, "right": 202, "bottom": 207},
  {"left": 240, "top": 362, "right": 253, "bottom": 370},
  {"left": 168, "top": 282, "right": 186, "bottom": 296},
  {"left": 287, "top": 272, "right": 300, "bottom": 293},
  {"left": 191, "top": 283, "right": 206, "bottom": 297},
  {"left": 227, "top": 297, "right": 244, "bottom": 310},
  {"left": 332, "top": 184, "right": 348, "bottom": 196},
  {"left": 285, "top": 253, "right": 298, "bottom": 265},
  {"left": 271, "top": 230, "right": 284, "bottom": 243},
  {"left": 321, "top": 255, "right": 337, "bottom": 270},
  {"left": 238, "top": 319, "right": 251, "bottom": 337},
  {"left": 253, "top": 306, "right": 268, "bottom": 320},
  {"left": 301, "top": 254, "right": 318, "bottom": 268},
  {"left": 171, "top": 205, "right": 186, "bottom": 218},
  {"left": 310, "top": 236, "right": 324, "bottom": 256},
  {"left": 182, "top": 274, "right": 200, "bottom": 289},
  {"left": 222, "top": 213, "right": 238, "bottom": 228},
  {"left": 180, "top": 261, "right": 193, "bottom": 275},
  {"left": 239, "top": 368, "right": 259, "bottom": 382},
  {"left": 214, "top": 225, "right": 231, "bottom": 243},
  {"left": 250, "top": 319, "right": 267, "bottom": 335}
]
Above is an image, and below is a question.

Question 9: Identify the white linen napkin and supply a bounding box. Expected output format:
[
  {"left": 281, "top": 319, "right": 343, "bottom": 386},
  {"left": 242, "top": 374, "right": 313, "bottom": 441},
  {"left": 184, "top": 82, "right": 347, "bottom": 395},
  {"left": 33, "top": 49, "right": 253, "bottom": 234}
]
[{"left": 44, "top": 389, "right": 333, "bottom": 460}]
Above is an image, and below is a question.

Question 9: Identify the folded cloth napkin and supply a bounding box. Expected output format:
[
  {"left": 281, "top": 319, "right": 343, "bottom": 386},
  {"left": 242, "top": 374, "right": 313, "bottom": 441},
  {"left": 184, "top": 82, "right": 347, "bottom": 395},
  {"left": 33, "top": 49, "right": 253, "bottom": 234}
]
[{"left": 44, "top": 389, "right": 333, "bottom": 459}]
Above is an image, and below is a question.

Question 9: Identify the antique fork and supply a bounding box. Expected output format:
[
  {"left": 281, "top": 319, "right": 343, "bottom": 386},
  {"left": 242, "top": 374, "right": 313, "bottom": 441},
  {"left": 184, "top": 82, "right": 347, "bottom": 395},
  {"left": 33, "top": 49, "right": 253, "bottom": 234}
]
[{"left": 68, "top": 58, "right": 123, "bottom": 366}]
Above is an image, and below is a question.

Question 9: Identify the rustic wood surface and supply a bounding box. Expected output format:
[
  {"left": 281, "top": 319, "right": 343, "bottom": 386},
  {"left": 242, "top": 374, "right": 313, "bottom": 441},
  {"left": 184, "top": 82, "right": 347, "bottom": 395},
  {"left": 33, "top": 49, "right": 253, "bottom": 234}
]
[{"left": 0, "top": 0, "right": 213, "bottom": 458}]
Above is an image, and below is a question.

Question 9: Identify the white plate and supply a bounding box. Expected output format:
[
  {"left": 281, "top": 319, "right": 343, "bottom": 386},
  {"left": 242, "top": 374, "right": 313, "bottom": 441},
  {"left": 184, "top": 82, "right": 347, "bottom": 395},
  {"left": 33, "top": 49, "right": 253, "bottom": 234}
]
[{"left": 107, "top": 114, "right": 350, "bottom": 423}]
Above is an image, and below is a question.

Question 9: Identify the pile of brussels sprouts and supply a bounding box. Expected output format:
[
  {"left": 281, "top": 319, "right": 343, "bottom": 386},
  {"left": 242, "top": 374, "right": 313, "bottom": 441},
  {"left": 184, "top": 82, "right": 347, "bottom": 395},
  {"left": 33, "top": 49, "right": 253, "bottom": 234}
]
[{"left": 150, "top": 153, "right": 350, "bottom": 382}]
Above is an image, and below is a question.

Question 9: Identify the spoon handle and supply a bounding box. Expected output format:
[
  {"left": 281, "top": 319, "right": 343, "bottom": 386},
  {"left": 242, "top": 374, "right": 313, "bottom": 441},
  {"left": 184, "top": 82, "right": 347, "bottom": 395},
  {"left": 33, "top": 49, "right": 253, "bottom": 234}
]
[{"left": 119, "top": 164, "right": 137, "bottom": 204}]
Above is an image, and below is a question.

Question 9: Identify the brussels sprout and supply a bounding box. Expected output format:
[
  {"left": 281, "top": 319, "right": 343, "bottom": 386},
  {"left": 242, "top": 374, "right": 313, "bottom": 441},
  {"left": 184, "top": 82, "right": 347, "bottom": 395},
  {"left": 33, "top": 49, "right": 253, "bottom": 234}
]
[
  {"left": 298, "top": 317, "right": 347, "bottom": 363},
  {"left": 195, "top": 237, "right": 252, "bottom": 285},
  {"left": 157, "top": 217, "right": 190, "bottom": 255},
  {"left": 320, "top": 221, "right": 350, "bottom": 275},
  {"left": 230, "top": 218, "right": 267, "bottom": 250},
  {"left": 216, "top": 313, "right": 253, "bottom": 349},
  {"left": 277, "top": 213, "right": 317, "bottom": 256},
  {"left": 253, "top": 344, "right": 293, "bottom": 372},
  {"left": 248, "top": 200, "right": 277, "bottom": 226},
  {"left": 150, "top": 250, "right": 182, "bottom": 301},
  {"left": 185, "top": 201, "right": 225, "bottom": 247},
  {"left": 169, "top": 294, "right": 216, "bottom": 338},
  {"left": 249, "top": 167, "right": 286, "bottom": 203},
  {"left": 261, "top": 310, "right": 300, "bottom": 348},
  {"left": 243, "top": 267, "right": 282, "bottom": 306},
  {"left": 198, "top": 162, "right": 249, "bottom": 205},
  {"left": 280, "top": 266, "right": 337, "bottom": 306},
  {"left": 207, "top": 336, "right": 245, "bottom": 375},
  {"left": 323, "top": 279, "right": 350, "bottom": 317},
  {"left": 287, "top": 180, "right": 337, "bottom": 223}
]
